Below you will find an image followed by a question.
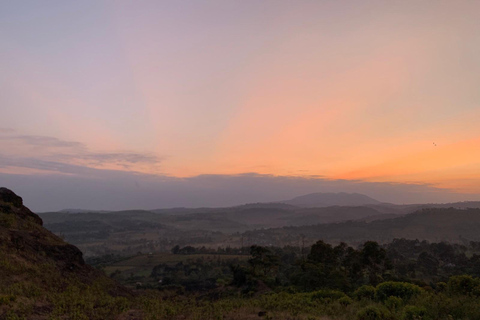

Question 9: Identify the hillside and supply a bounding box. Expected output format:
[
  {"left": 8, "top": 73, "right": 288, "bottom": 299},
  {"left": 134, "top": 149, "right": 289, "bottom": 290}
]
[
  {"left": 240, "top": 207, "right": 480, "bottom": 247},
  {"left": 38, "top": 203, "right": 395, "bottom": 256},
  {"left": 0, "top": 188, "right": 132, "bottom": 319},
  {"left": 36, "top": 193, "right": 480, "bottom": 257}
]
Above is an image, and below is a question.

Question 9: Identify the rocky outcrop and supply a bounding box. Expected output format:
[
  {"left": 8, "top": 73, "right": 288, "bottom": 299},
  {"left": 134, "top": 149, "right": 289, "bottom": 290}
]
[
  {"left": 0, "top": 187, "right": 43, "bottom": 225},
  {"left": 0, "top": 187, "right": 88, "bottom": 273},
  {"left": 0, "top": 187, "right": 23, "bottom": 207},
  {"left": 0, "top": 188, "right": 133, "bottom": 319}
]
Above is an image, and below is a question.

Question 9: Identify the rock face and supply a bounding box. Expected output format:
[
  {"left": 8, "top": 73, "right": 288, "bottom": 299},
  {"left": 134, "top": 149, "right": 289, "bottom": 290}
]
[
  {"left": 0, "top": 187, "right": 24, "bottom": 207},
  {"left": 0, "top": 187, "right": 132, "bottom": 319},
  {"left": 0, "top": 187, "right": 43, "bottom": 225},
  {"left": 0, "top": 187, "right": 89, "bottom": 274}
]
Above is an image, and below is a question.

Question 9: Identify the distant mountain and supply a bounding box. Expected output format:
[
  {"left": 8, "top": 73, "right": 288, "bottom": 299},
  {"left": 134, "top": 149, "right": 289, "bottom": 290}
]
[
  {"left": 59, "top": 208, "right": 111, "bottom": 213},
  {"left": 283, "top": 192, "right": 382, "bottom": 207},
  {"left": 150, "top": 202, "right": 298, "bottom": 215},
  {"left": 38, "top": 194, "right": 480, "bottom": 256}
]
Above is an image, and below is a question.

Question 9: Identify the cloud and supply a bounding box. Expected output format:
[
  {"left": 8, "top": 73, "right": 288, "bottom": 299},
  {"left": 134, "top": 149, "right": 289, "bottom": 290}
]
[
  {"left": 1, "top": 170, "right": 478, "bottom": 212},
  {"left": 0, "top": 155, "right": 102, "bottom": 176},
  {"left": 0, "top": 130, "right": 163, "bottom": 175},
  {"left": 66, "top": 152, "right": 160, "bottom": 167},
  {"left": 1, "top": 135, "right": 85, "bottom": 149},
  {"left": 0, "top": 131, "right": 478, "bottom": 212}
]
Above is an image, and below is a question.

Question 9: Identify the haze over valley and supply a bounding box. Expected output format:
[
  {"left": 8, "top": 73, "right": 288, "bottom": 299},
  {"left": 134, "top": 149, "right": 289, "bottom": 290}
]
[{"left": 37, "top": 192, "right": 480, "bottom": 257}]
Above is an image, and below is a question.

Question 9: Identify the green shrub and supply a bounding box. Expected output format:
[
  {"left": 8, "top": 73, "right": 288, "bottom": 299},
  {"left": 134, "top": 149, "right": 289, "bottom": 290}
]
[
  {"left": 375, "top": 282, "right": 421, "bottom": 302},
  {"left": 338, "top": 296, "right": 353, "bottom": 306},
  {"left": 384, "top": 296, "right": 403, "bottom": 311},
  {"left": 309, "top": 289, "right": 347, "bottom": 301},
  {"left": 402, "top": 305, "right": 430, "bottom": 320},
  {"left": 356, "top": 305, "right": 392, "bottom": 320},
  {"left": 354, "top": 285, "right": 376, "bottom": 300},
  {"left": 436, "top": 282, "right": 447, "bottom": 292},
  {"left": 447, "top": 275, "right": 480, "bottom": 296}
]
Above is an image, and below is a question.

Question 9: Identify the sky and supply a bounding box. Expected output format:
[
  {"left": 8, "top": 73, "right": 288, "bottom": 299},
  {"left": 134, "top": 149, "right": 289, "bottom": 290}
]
[{"left": 1, "top": 1, "right": 480, "bottom": 211}]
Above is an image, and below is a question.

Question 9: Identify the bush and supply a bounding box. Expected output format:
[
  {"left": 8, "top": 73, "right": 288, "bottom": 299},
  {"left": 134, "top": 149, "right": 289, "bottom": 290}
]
[
  {"left": 309, "top": 289, "right": 347, "bottom": 301},
  {"left": 447, "top": 275, "right": 480, "bottom": 296},
  {"left": 375, "top": 282, "right": 421, "bottom": 302},
  {"left": 338, "top": 296, "right": 353, "bottom": 306},
  {"left": 356, "top": 305, "right": 392, "bottom": 320},
  {"left": 354, "top": 285, "right": 376, "bottom": 300},
  {"left": 435, "top": 282, "right": 447, "bottom": 292},
  {"left": 384, "top": 296, "right": 403, "bottom": 311},
  {"left": 402, "top": 305, "right": 430, "bottom": 320}
]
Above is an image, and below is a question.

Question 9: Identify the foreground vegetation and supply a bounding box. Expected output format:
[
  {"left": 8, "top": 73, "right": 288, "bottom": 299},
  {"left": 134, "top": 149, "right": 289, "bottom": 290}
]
[
  {"left": 6, "top": 239, "right": 480, "bottom": 319},
  {"left": 4, "top": 266, "right": 480, "bottom": 319},
  {"left": 5, "top": 188, "right": 480, "bottom": 319}
]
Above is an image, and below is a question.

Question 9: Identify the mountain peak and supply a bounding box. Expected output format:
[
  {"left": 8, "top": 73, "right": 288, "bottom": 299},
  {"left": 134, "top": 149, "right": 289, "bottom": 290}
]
[{"left": 283, "top": 192, "right": 381, "bottom": 207}]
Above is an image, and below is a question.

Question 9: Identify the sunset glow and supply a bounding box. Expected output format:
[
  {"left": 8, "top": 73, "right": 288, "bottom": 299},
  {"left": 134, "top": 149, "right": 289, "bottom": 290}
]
[{"left": 2, "top": 1, "right": 480, "bottom": 210}]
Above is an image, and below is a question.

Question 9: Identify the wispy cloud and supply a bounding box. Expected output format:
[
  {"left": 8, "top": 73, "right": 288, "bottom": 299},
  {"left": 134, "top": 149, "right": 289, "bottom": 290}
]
[
  {"left": 0, "top": 131, "right": 475, "bottom": 210},
  {"left": 0, "top": 135, "right": 85, "bottom": 149},
  {"left": 68, "top": 153, "right": 160, "bottom": 167},
  {"left": 0, "top": 130, "right": 163, "bottom": 175},
  {"left": 0, "top": 155, "right": 97, "bottom": 175}
]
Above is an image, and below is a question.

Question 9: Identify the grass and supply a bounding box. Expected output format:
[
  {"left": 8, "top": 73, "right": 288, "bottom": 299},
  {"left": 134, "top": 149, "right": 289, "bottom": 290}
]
[{"left": 5, "top": 270, "right": 480, "bottom": 320}]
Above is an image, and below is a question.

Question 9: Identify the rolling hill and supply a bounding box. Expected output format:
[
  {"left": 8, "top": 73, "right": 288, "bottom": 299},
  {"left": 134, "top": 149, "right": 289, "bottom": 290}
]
[{"left": 240, "top": 207, "right": 480, "bottom": 247}]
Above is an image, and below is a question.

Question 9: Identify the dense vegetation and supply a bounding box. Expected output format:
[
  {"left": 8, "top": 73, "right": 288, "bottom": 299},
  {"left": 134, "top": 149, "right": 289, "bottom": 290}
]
[
  {"left": 83, "top": 239, "right": 480, "bottom": 319},
  {"left": 5, "top": 188, "right": 480, "bottom": 319},
  {"left": 117, "top": 239, "right": 480, "bottom": 293}
]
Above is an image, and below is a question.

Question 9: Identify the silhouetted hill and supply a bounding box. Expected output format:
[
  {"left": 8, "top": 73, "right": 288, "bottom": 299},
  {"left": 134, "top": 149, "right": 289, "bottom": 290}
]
[
  {"left": 0, "top": 188, "right": 131, "bottom": 318},
  {"left": 283, "top": 192, "right": 382, "bottom": 207},
  {"left": 37, "top": 194, "right": 480, "bottom": 256},
  {"left": 241, "top": 207, "right": 480, "bottom": 247}
]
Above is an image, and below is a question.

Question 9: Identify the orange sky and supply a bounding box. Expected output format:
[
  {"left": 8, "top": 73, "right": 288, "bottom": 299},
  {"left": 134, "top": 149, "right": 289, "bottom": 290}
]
[{"left": 1, "top": 1, "right": 480, "bottom": 196}]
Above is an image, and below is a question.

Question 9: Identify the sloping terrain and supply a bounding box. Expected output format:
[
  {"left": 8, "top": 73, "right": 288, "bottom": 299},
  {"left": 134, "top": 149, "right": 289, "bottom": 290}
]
[
  {"left": 241, "top": 207, "right": 480, "bottom": 247},
  {"left": 38, "top": 203, "right": 395, "bottom": 255},
  {"left": 37, "top": 192, "right": 480, "bottom": 256},
  {"left": 0, "top": 188, "right": 132, "bottom": 319}
]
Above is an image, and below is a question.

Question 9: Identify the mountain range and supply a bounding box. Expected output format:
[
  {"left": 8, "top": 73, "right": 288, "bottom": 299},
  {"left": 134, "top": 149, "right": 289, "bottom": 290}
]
[
  {"left": 32, "top": 191, "right": 480, "bottom": 256},
  {"left": 282, "top": 192, "right": 383, "bottom": 207}
]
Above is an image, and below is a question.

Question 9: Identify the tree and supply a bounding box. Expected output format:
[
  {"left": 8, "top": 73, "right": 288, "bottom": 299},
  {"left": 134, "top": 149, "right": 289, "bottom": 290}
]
[
  {"left": 248, "top": 245, "right": 280, "bottom": 277},
  {"left": 308, "top": 240, "right": 336, "bottom": 266},
  {"left": 361, "top": 241, "right": 390, "bottom": 285}
]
